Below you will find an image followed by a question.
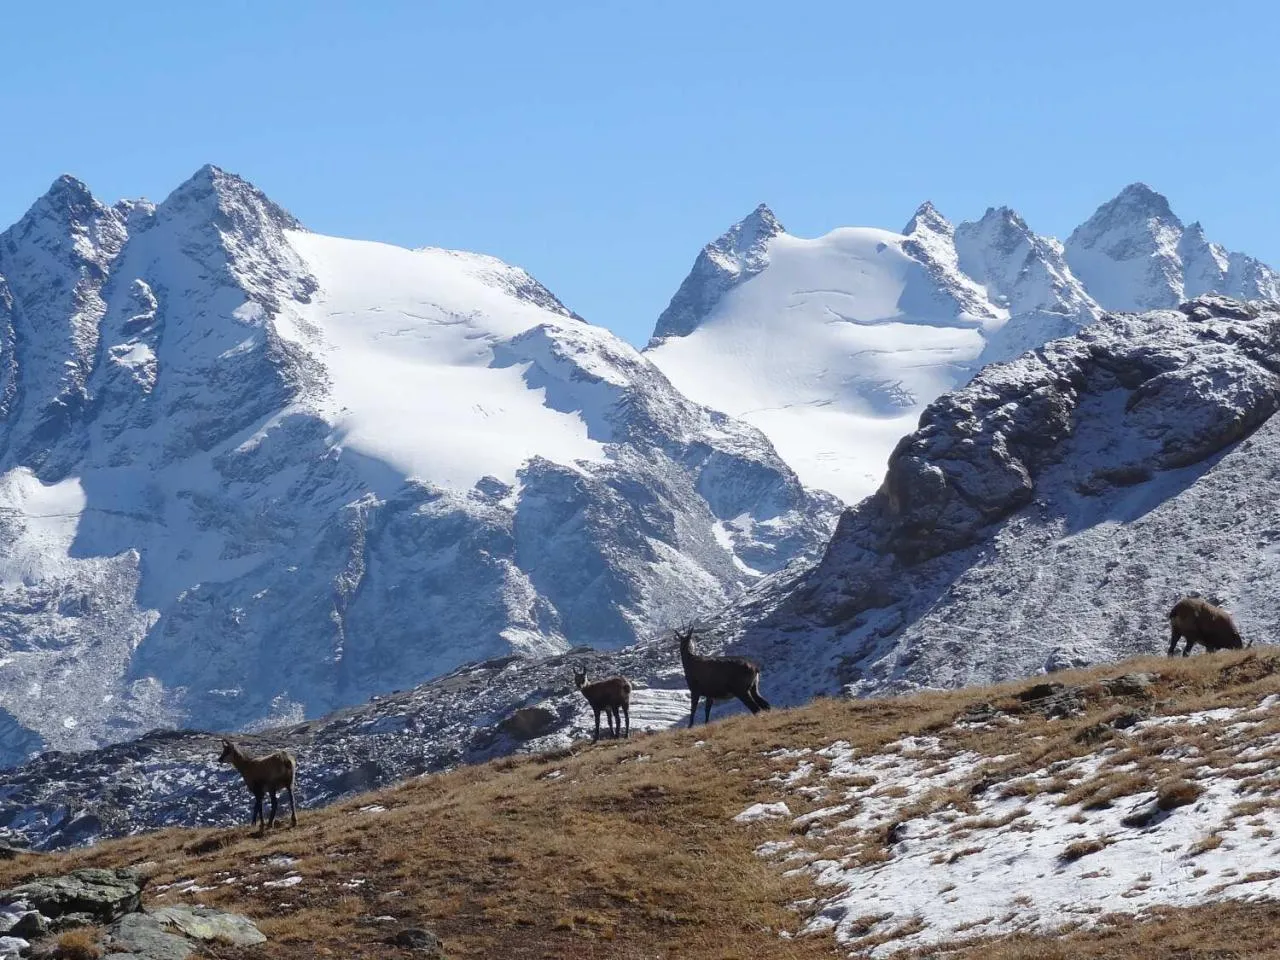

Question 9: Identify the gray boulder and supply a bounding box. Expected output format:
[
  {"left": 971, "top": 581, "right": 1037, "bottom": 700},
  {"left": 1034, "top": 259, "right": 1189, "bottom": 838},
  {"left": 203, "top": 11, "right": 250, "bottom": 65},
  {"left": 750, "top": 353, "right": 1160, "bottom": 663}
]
[
  {"left": 146, "top": 905, "right": 265, "bottom": 946},
  {"left": 1, "top": 867, "right": 144, "bottom": 923},
  {"left": 106, "top": 912, "right": 192, "bottom": 960}
]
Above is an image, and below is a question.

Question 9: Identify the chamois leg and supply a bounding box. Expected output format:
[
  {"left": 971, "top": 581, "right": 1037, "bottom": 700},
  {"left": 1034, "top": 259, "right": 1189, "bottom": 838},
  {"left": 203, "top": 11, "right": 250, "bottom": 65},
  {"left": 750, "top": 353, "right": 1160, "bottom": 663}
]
[
  {"left": 286, "top": 785, "right": 298, "bottom": 827},
  {"left": 250, "top": 789, "right": 264, "bottom": 828},
  {"left": 593, "top": 707, "right": 602, "bottom": 742},
  {"left": 733, "top": 689, "right": 762, "bottom": 715},
  {"left": 749, "top": 679, "right": 771, "bottom": 711},
  {"left": 1167, "top": 627, "right": 1182, "bottom": 657},
  {"left": 611, "top": 707, "right": 622, "bottom": 739},
  {"left": 267, "top": 789, "right": 280, "bottom": 829},
  {"left": 703, "top": 698, "right": 712, "bottom": 724},
  {"left": 622, "top": 703, "right": 630, "bottom": 738},
  {"left": 1183, "top": 635, "right": 1199, "bottom": 657},
  {"left": 688, "top": 690, "right": 700, "bottom": 728}
]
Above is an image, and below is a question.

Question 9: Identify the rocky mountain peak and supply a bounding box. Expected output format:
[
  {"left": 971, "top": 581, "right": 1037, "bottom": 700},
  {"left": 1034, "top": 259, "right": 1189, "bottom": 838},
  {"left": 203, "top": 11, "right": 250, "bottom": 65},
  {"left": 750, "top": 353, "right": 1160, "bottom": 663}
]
[
  {"left": 158, "top": 164, "right": 302, "bottom": 234},
  {"left": 649, "top": 203, "right": 785, "bottom": 343},
  {"left": 1102, "top": 182, "right": 1179, "bottom": 225},
  {"left": 902, "top": 200, "right": 953, "bottom": 238}
]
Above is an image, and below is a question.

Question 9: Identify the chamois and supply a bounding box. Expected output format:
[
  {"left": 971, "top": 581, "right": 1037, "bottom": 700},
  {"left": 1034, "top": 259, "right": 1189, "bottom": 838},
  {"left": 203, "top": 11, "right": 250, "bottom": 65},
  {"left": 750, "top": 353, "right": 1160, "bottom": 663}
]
[
  {"left": 1167, "top": 596, "right": 1248, "bottom": 656},
  {"left": 573, "top": 666, "right": 631, "bottom": 741},
  {"left": 676, "top": 626, "right": 770, "bottom": 727},
  {"left": 217, "top": 739, "right": 298, "bottom": 832}
]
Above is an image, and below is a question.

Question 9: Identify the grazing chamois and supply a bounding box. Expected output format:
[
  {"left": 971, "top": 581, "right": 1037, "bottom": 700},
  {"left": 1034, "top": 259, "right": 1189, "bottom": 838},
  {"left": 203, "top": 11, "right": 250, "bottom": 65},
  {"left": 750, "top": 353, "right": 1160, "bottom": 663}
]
[
  {"left": 573, "top": 666, "right": 631, "bottom": 741},
  {"left": 217, "top": 739, "right": 298, "bottom": 832},
  {"left": 675, "top": 626, "right": 770, "bottom": 727},
  {"left": 1167, "top": 596, "right": 1248, "bottom": 656}
]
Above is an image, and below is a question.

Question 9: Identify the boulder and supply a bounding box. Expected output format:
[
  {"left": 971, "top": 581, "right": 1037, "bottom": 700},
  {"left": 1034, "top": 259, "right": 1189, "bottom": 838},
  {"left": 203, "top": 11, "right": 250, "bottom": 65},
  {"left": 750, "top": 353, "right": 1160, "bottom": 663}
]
[
  {"left": 1, "top": 867, "right": 144, "bottom": 923},
  {"left": 106, "top": 912, "right": 193, "bottom": 960},
  {"left": 384, "top": 926, "right": 446, "bottom": 956},
  {"left": 499, "top": 706, "right": 557, "bottom": 741},
  {"left": 146, "top": 905, "right": 265, "bottom": 946}
]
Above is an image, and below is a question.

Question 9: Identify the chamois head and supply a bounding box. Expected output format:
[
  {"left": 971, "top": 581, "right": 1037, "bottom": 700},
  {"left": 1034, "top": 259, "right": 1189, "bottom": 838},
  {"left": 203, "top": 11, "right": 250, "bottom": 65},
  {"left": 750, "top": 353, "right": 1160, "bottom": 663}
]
[
  {"left": 217, "top": 738, "right": 236, "bottom": 763},
  {"left": 573, "top": 665, "right": 588, "bottom": 689},
  {"left": 674, "top": 625, "right": 696, "bottom": 654}
]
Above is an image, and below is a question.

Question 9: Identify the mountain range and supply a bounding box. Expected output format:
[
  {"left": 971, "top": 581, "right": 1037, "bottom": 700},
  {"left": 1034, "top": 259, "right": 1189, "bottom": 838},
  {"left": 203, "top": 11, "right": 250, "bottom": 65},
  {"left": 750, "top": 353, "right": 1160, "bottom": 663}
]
[
  {"left": 647, "top": 183, "right": 1278, "bottom": 501},
  {"left": 0, "top": 167, "right": 1276, "bottom": 778}
]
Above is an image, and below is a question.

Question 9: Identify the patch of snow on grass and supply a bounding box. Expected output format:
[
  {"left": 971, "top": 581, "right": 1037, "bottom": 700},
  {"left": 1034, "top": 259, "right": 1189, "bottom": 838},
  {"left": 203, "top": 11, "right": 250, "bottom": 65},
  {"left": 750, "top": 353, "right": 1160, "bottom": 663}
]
[
  {"left": 745, "top": 704, "right": 1280, "bottom": 956},
  {"left": 734, "top": 801, "right": 791, "bottom": 823}
]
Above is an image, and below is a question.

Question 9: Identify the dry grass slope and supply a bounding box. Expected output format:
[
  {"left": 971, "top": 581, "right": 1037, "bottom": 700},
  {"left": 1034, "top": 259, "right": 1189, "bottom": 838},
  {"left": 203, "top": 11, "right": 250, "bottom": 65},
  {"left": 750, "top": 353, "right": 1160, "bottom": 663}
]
[{"left": 4, "top": 650, "right": 1280, "bottom": 958}]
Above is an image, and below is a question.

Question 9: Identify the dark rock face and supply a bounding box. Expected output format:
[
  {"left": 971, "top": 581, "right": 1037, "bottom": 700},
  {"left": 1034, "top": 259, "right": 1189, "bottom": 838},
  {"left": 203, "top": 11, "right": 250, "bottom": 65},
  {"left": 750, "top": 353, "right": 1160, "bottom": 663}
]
[{"left": 814, "top": 296, "right": 1280, "bottom": 589}]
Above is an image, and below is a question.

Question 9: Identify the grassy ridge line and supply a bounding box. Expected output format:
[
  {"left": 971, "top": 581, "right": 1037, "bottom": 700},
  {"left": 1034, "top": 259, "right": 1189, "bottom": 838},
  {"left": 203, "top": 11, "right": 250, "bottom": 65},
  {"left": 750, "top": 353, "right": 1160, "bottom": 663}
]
[{"left": 2, "top": 650, "right": 1279, "bottom": 958}]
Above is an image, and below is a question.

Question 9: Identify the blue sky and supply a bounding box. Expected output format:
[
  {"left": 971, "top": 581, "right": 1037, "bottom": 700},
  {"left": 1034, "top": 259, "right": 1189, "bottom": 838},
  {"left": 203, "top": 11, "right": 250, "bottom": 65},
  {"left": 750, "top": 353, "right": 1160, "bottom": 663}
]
[{"left": 1, "top": 0, "right": 1276, "bottom": 345}]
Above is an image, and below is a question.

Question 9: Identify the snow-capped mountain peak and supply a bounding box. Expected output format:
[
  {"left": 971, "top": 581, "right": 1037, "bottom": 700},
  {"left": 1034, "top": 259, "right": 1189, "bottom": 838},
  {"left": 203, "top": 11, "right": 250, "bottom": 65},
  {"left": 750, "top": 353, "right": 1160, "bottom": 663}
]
[
  {"left": 649, "top": 203, "right": 783, "bottom": 342},
  {"left": 902, "top": 199, "right": 952, "bottom": 237},
  {"left": 160, "top": 163, "right": 302, "bottom": 232},
  {"left": 1065, "top": 183, "right": 1279, "bottom": 312}
]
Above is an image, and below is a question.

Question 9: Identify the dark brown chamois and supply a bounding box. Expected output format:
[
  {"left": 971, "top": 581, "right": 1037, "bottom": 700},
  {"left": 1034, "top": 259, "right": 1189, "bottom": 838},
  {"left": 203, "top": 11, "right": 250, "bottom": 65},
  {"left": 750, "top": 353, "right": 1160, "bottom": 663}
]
[
  {"left": 573, "top": 666, "right": 632, "bottom": 741},
  {"left": 218, "top": 739, "right": 298, "bottom": 832},
  {"left": 675, "top": 626, "right": 770, "bottom": 727},
  {"left": 1167, "top": 596, "right": 1248, "bottom": 656}
]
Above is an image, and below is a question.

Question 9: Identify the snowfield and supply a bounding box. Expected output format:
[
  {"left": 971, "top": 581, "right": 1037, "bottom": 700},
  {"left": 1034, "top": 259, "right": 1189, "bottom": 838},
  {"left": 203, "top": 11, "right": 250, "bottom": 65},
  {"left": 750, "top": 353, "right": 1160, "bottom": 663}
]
[
  {"left": 648, "top": 224, "right": 997, "bottom": 503},
  {"left": 281, "top": 232, "right": 608, "bottom": 490},
  {"left": 745, "top": 695, "right": 1280, "bottom": 956}
]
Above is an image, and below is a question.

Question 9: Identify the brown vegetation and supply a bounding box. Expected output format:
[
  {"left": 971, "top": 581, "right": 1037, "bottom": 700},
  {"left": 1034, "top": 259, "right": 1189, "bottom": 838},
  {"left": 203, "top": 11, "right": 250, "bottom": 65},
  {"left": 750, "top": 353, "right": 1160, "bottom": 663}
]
[{"left": 0, "top": 649, "right": 1277, "bottom": 958}]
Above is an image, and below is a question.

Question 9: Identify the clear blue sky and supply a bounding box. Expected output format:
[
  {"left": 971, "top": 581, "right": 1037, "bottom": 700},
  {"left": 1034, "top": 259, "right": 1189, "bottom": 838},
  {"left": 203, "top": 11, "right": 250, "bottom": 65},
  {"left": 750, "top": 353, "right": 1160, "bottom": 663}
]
[{"left": 1, "top": 1, "right": 1276, "bottom": 345}]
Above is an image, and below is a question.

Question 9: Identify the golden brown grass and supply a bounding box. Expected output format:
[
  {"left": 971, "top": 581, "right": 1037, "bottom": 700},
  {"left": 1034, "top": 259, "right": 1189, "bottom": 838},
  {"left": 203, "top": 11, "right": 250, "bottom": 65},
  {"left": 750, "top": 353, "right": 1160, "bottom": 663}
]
[
  {"left": 0, "top": 649, "right": 1277, "bottom": 958},
  {"left": 53, "top": 929, "right": 102, "bottom": 960}
]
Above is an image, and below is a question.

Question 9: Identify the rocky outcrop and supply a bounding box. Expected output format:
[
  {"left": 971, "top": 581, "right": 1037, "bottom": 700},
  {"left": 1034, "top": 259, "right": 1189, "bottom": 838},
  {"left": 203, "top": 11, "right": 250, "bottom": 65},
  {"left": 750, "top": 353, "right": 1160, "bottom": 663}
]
[
  {"left": 732, "top": 296, "right": 1280, "bottom": 698},
  {"left": 0, "top": 868, "right": 264, "bottom": 959}
]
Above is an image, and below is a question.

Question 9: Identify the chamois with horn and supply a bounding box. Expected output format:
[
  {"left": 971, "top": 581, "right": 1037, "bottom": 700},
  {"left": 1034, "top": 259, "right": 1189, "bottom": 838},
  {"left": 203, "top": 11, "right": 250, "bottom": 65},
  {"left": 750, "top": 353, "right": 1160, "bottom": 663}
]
[{"left": 675, "top": 626, "right": 770, "bottom": 727}]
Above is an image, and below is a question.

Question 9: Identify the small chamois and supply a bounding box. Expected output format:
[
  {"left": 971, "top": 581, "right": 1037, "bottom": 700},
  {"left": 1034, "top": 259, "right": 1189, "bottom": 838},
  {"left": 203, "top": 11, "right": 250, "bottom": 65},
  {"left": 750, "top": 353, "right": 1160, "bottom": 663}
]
[
  {"left": 1167, "top": 596, "right": 1249, "bottom": 656},
  {"left": 676, "top": 626, "right": 770, "bottom": 727},
  {"left": 573, "top": 665, "right": 631, "bottom": 741},
  {"left": 217, "top": 738, "right": 299, "bottom": 832}
]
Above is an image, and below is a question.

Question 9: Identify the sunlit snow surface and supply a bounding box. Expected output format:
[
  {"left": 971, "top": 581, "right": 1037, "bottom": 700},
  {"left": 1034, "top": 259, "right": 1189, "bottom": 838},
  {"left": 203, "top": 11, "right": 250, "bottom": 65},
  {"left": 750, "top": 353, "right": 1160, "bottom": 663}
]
[
  {"left": 649, "top": 228, "right": 1000, "bottom": 503},
  {"left": 283, "top": 232, "right": 606, "bottom": 489},
  {"left": 742, "top": 697, "right": 1280, "bottom": 956}
]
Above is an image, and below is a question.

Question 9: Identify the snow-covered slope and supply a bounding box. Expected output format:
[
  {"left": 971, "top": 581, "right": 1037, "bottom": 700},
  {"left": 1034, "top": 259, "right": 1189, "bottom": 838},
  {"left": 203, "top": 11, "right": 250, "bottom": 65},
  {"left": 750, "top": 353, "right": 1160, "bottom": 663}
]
[
  {"left": 647, "top": 187, "right": 1276, "bottom": 504},
  {"left": 0, "top": 166, "right": 838, "bottom": 767},
  {"left": 725, "top": 295, "right": 1280, "bottom": 704}
]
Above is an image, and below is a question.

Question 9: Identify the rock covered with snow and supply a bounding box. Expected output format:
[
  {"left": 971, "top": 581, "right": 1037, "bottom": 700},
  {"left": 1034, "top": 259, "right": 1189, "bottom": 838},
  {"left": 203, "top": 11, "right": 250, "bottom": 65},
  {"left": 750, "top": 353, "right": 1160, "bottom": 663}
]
[
  {"left": 0, "top": 636, "right": 710, "bottom": 850},
  {"left": 0, "top": 168, "right": 838, "bottom": 767},
  {"left": 731, "top": 295, "right": 1280, "bottom": 699}
]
